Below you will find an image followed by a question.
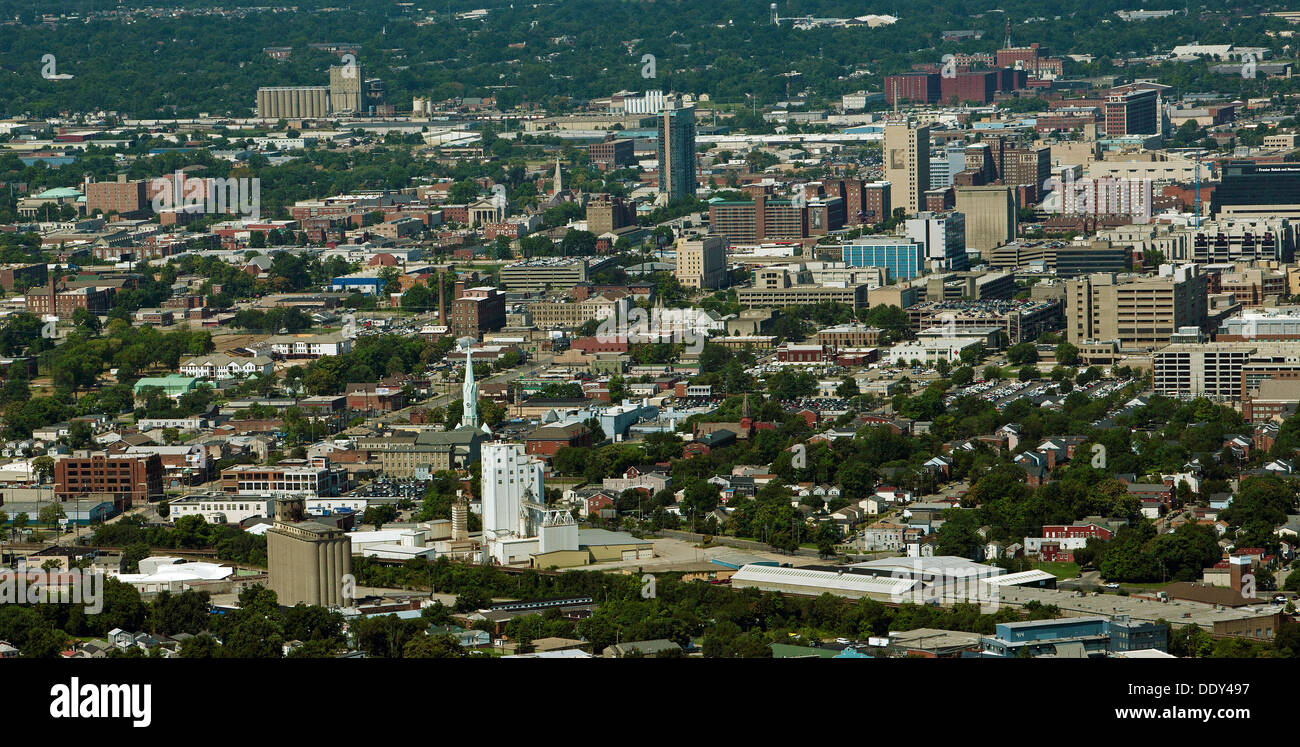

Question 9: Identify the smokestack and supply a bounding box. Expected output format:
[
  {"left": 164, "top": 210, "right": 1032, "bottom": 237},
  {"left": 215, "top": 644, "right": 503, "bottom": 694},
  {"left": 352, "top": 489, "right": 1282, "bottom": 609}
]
[
  {"left": 438, "top": 268, "right": 446, "bottom": 323},
  {"left": 451, "top": 492, "right": 468, "bottom": 542}
]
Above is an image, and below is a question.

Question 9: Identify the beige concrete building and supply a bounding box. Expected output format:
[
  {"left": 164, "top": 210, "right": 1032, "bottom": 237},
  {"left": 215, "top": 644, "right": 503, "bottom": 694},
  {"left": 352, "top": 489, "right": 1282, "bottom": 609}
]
[
  {"left": 955, "top": 185, "right": 1016, "bottom": 252},
  {"left": 866, "top": 284, "right": 920, "bottom": 309},
  {"left": 256, "top": 86, "right": 330, "bottom": 119},
  {"left": 1086, "top": 155, "right": 1199, "bottom": 182},
  {"left": 883, "top": 122, "right": 930, "bottom": 214},
  {"left": 1094, "top": 224, "right": 1191, "bottom": 262},
  {"left": 737, "top": 283, "right": 869, "bottom": 309},
  {"left": 1049, "top": 136, "right": 1101, "bottom": 169},
  {"left": 378, "top": 427, "right": 484, "bottom": 478},
  {"left": 329, "top": 64, "right": 363, "bottom": 113},
  {"left": 266, "top": 498, "right": 352, "bottom": 607},
  {"left": 675, "top": 236, "right": 728, "bottom": 289},
  {"left": 499, "top": 258, "right": 607, "bottom": 292},
  {"left": 1065, "top": 265, "right": 1208, "bottom": 350},
  {"left": 815, "top": 324, "right": 885, "bottom": 348},
  {"left": 528, "top": 294, "right": 628, "bottom": 329}
]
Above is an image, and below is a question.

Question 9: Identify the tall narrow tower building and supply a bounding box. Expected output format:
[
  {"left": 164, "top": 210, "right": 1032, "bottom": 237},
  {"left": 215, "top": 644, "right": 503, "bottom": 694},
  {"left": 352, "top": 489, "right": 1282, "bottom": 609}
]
[
  {"left": 462, "top": 348, "right": 479, "bottom": 429},
  {"left": 883, "top": 122, "right": 931, "bottom": 216},
  {"left": 657, "top": 106, "right": 697, "bottom": 201}
]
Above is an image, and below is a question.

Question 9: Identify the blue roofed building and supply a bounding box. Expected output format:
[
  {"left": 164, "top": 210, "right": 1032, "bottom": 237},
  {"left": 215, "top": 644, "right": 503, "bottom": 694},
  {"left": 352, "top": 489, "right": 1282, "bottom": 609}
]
[{"left": 980, "top": 615, "right": 1167, "bottom": 658}]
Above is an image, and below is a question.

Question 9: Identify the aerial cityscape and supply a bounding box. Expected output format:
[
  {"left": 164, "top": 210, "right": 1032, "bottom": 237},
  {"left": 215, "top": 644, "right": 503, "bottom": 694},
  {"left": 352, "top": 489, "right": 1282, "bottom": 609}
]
[{"left": 4, "top": 0, "right": 1300, "bottom": 686}]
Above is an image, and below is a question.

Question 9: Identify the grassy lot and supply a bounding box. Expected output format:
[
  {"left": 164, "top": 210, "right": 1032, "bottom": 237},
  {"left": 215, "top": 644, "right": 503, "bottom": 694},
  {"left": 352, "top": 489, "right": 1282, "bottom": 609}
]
[
  {"left": 1113, "top": 581, "right": 1173, "bottom": 591},
  {"left": 1033, "top": 561, "right": 1081, "bottom": 580}
]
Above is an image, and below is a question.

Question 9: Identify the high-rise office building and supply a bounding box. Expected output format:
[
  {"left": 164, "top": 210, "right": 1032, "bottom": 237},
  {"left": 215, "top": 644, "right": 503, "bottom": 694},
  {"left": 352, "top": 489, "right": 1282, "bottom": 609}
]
[
  {"left": 940, "top": 70, "right": 998, "bottom": 105},
  {"left": 675, "top": 236, "right": 728, "bottom": 289},
  {"left": 1104, "top": 86, "right": 1159, "bottom": 137},
  {"left": 955, "top": 185, "right": 1016, "bottom": 252},
  {"left": 929, "top": 145, "right": 969, "bottom": 190},
  {"left": 826, "top": 179, "right": 891, "bottom": 225},
  {"left": 657, "top": 106, "right": 697, "bottom": 201},
  {"left": 884, "top": 123, "right": 931, "bottom": 215},
  {"left": 1211, "top": 162, "right": 1300, "bottom": 220},
  {"left": 708, "top": 193, "right": 807, "bottom": 243},
  {"left": 906, "top": 212, "right": 969, "bottom": 271},
  {"left": 1002, "top": 144, "right": 1052, "bottom": 190}
]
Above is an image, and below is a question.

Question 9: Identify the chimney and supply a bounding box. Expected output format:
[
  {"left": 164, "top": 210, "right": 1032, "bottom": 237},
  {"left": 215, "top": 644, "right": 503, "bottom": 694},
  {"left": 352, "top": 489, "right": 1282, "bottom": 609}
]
[
  {"left": 451, "top": 492, "right": 468, "bottom": 541},
  {"left": 437, "top": 268, "right": 446, "bottom": 322},
  {"left": 1229, "top": 555, "right": 1250, "bottom": 593}
]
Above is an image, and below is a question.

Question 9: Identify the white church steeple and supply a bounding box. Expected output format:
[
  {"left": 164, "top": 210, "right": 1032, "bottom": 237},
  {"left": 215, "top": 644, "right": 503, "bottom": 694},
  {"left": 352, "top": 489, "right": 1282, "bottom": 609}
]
[{"left": 462, "top": 348, "right": 479, "bottom": 429}]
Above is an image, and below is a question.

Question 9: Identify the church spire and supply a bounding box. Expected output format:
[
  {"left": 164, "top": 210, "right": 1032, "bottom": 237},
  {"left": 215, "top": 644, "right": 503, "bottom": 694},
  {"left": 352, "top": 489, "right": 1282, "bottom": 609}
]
[
  {"left": 462, "top": 348, "right": 479, "bottom": 429},
  {"left": 553, "top": 158, "right": 562, "bottom": 196}
]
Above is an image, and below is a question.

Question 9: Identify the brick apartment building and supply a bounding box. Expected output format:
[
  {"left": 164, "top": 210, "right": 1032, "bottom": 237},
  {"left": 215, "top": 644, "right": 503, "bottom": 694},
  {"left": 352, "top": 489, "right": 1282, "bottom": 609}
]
[
  {"left": 0, "top": 263, "right": 47, "bottom": 293},
  {"left": 344, "top": 383, "right": 407, "bottom": 413},
  {"left": 940, "top": 70, "right": 998, "bottom": 105},
  {"left": 85, "top": 176, "right": 151, "bottom": 218},
  {"left": 710, "top": 191, "right": 845, "bottom": 243},
  {"left": 54, "top": 453, "right": 164, "bottom": 512},
  {"left": 451, "top": 286, "right": 506, "bottom": 338},
  {"left": 884, "top": 72, "right": 940, "bottom": 105},
  {"left": 588, "top": 138, "right": 636, "bottom": 171},
  {"left": 995, "top": 44, "right": 1064, "bottom": 77},
  {"left": 524, "top": 423, "right": 593, "bottom": 457},
  {"left": 828, "top": 179, "right": 891, "bottom": 226},
  {"left": 25, "top": 285, "right": 114, "bottom": 319},
  {"left": 586, "top": 194, "right": 637, "bottom": 236}
]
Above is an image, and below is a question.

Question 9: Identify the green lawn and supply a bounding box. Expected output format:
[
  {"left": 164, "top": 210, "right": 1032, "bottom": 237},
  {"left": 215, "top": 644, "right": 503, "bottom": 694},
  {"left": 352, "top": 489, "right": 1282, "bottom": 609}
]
[
  {"left": 1112, "top": 581, "right": 1173, "bottom": 591},
  {"left": 1033, "top": 561, "right": 1080, "bottom": 580}
]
